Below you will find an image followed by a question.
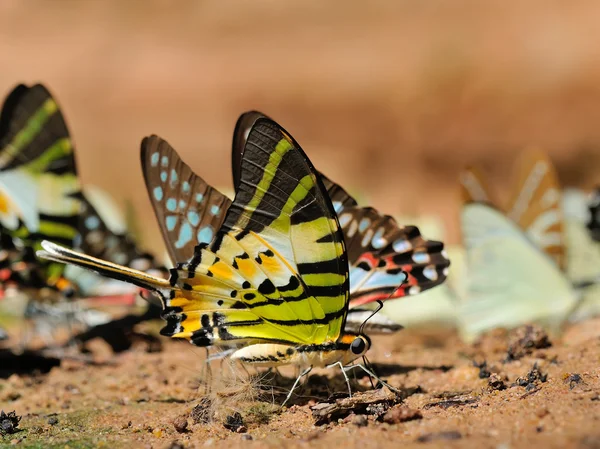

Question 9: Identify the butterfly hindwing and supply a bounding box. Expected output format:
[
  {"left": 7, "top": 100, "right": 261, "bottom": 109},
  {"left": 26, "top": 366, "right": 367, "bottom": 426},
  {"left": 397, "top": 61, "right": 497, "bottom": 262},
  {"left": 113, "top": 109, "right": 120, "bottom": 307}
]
[{"left": 141, "top": 135, "right": 232, "bottom": 264}]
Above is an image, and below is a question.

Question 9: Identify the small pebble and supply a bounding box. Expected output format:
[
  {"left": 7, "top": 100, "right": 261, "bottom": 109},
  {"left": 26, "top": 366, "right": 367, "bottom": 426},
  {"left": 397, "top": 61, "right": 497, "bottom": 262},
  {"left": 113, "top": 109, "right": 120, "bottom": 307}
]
[
  {"left": 488, "top": 373, "right": 507, "bottom": 391},
  {"left": 241, "top": 434, "right": 253, "bottom": 440},
  {"left": 47, "top": 416, "right": 59, "bottom": 426},
  {"left": 173, "top": 416, "right": 188, "bottom": 433}
]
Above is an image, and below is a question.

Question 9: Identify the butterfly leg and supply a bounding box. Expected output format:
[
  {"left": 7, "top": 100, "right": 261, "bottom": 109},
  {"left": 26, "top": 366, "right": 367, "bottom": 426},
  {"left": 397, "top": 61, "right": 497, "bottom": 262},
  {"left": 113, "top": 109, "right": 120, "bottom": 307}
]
[
  {"left": 343, "top": 363, "right": 401, "bottom": 394},
  {"left": 282, "top": 366, "right": 312, "bottom": 407},
  {"left": 328, "top": 361, "right": 352, "bottom": 397}
]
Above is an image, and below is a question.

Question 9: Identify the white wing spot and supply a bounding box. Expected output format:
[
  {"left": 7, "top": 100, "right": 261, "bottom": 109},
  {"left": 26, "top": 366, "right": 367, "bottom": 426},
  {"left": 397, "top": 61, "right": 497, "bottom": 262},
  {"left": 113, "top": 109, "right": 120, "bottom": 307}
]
[
  {"left": 361, "top": 229, "right": 374, "bottom": 248},
  {"left": 423, "top": 265, "right": 438, "bottom": 281},
  {"left": 393, "top": 239, "right": 412, "bottom": 253},
  {"left": 347, "top": 220, "right": 358, "bottom": 238},
  {"left": 412, "top": 252, "right": 430, "bottom": 264},
  {"left": 338, "top": 213, "right": 352, "bottom": 228},
  {"left": 409, "top": 286, "right": 421, "bottom": 295}
]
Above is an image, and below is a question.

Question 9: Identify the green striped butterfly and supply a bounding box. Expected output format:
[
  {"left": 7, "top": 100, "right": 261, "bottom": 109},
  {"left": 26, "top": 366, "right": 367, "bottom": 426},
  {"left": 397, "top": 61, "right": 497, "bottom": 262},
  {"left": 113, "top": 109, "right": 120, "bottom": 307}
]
[
  {"left": 0, "top": 83, "right": 82, "bottom": 297},
  {"left": 38, "top": 116, "right": 401, "bottom": 400},
  {"left": 140, "top": 112, "right": 448, "bottom": 333},
  {"left": 0, "top": 83, "right": 166, "bottom": 300}
]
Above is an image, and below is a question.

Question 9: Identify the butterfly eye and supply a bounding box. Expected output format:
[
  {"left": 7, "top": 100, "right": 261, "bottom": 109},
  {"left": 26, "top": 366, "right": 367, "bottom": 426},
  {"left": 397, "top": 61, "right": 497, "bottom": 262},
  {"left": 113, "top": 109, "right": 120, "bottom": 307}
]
[{"left": 350, "top": 336, "right": 367, "bottom": 355}]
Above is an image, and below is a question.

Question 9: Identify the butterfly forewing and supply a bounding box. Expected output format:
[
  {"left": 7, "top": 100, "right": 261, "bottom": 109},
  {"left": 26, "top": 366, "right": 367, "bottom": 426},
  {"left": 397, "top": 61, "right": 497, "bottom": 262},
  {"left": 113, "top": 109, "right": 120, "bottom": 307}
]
[
  {"left": 163, "top": 118, "right": 349, "bottom": 347},
  {"left": 0, "top": 84, "right": 82, "bottom": 285},
  {"left": 506, "top": 150, "right": 565, "bottom": 268},
  {"left": 141, "top": 135, "right": 232, "bottom": 264}
]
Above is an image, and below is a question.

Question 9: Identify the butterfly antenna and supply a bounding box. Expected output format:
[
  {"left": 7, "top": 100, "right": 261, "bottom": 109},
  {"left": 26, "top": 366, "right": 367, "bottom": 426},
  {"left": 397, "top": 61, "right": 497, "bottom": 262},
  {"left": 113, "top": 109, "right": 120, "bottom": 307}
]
[{"left": 358, "top": 300, "right": 384, "bottom": 335}]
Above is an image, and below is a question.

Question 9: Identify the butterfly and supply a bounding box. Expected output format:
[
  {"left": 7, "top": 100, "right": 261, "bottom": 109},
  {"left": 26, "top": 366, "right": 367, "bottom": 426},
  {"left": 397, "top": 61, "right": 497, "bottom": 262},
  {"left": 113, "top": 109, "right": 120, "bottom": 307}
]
[
  {"left": 140, "top": 111, "right": 449, "bottom": 336},
  {"left": 38, "top": 116, "right": 402, "bottom": 402},
  {"left": 0, "top": 83, "right": 167, "bottom": 301},
  {"left": 0, "top": 83, "right": 82, "bottom": 298},
  {"left": 458, "top": 151, "right": 581, "bottom": 340}
]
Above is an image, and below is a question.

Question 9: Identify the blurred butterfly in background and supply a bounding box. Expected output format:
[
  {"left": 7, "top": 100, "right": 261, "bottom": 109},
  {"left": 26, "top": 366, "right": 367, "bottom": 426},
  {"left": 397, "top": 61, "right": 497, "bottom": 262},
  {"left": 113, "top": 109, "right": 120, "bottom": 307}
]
[
  {"left": 140, "top": 111, "right": 450, "bottom": 334},
  {"left": 0, "top": 83, "right": 167, "bottom": 345},
  {"left": 39, "top": 116, "right": 402, "bottom": 402},
  {"left": 561, "top": 187, "right": 600, "bottom": 321},
  {"left": 457, "top": 149, "right": 591, "bottom": 341}
]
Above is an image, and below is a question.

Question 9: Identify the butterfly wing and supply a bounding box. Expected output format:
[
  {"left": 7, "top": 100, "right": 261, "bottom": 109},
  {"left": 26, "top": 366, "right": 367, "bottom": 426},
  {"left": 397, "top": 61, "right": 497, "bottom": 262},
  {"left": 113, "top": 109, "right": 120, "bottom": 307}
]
[
  {"left": 0, "top": 84, "right": 82, "bottom": 287},
  {"left": 318, "top": 173, "right": 448, "bottom": 307},
  {"left": 164, "top": 117, "right": 350, "bottom": 346},
  {"left": 141, "top": 135, "right": 232, "bottom": 264},
  {"left": 232, "top": 113, "right": 439, "bottom": 309},
  {"left": 506, "top": 150, "right": 565, "bottom": 268},
  {"left": 231, "top": 111, "right": 266, "bottom": 191},
  {"left": 459, "top": 202, "right": 577, "bottom": 341},
  {"left": 459, "top": 165, "right": 497, "bottom": 206},
  {"left": 232, "top": 112, "right": 359, "bottom": 214}
]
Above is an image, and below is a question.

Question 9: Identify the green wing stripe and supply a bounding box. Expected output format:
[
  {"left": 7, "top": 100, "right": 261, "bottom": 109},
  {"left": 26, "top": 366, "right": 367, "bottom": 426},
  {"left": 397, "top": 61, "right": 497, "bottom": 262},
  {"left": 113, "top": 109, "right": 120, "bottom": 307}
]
[
  {"left": 0, "top": 85, "right": 76, "bottom": 176},
  {"left": 218, "top": 118, "right": 349, "bottom": 341},
  {"left": 0, "top": 98, "right": 57, "bottom": 166},
  {"left": 0, "top": 84, "right": 82, "bottom": 286}
]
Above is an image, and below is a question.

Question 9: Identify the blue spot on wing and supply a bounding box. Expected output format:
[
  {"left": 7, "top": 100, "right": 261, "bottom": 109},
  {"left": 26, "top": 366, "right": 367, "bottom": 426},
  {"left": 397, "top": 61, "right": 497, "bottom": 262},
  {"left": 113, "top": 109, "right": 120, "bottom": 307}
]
[
  {"left": 166, "top": 215, "right": 178, "bottom": 231},
  {"left": 85, "top": 215, "right": 100, "bottom": 230},
  {"left": 349, "top": 266, "right": 371, "bottom": 293},
  {"left": 151, "top": 152, "right": 160, "bottom": 167},
  {"left": 170, "top": 169, "right": 178, "bottom": 187},
  {"left": 179, "top": 199, "right": 187, "bottom": 209},
  {"left": 371, "top": 227, "right": 387, "bottom": 249},
  {"left": 358, "top": 218, "right": 370, "bottom": 233},
  {"left": 197, "top": 226, "right": 213, "bottom": 244},
  {"left": 160, "top": 171, "right": 168, "bottom": 182},
  {"left": 188, "top": 210, "right": 200, "bottom": 226},
  {"left": 166, "top": 198, "right": 177, "bottom": 212},
  {"left": 196, "top": 193, "right": 204, "bottom": 203},
  {"left": 175, "top": 222, "right": 193, "bottom": 249},
  {"left": 182, "top": 181, "right": 190, "bottom": 193},
  {"left": 161, "top": 156, "right": 169, "bottom": 167},
  {"left": 210, "top": 205, "right": 220, "bottom": 215},
  {"left": 362, "top": 270, "right": 407, "bottom": 290},
  {"left": 153, "top": 186, "right": 164, "bottom": 201}
]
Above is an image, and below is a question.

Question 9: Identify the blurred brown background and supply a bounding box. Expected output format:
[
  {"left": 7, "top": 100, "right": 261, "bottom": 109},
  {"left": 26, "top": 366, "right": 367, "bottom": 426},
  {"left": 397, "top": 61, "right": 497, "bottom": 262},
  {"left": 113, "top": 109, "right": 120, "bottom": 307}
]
[{"left": 1, "top": 0, "right": 600, "bottom": 254}]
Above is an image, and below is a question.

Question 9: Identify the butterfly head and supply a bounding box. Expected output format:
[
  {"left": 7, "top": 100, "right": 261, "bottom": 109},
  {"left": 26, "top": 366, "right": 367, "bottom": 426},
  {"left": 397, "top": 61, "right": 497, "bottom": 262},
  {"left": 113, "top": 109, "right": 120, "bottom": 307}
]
[{"left": 337, "top": 332, "right": 371, "bottom": 365}]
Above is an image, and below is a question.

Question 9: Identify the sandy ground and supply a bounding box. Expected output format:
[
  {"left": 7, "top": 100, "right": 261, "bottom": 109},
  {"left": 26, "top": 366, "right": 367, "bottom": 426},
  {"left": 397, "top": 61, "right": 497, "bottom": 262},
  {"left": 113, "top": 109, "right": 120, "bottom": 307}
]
[{"left": 1, "top": 318, "right": 599, "bottom": 449}]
